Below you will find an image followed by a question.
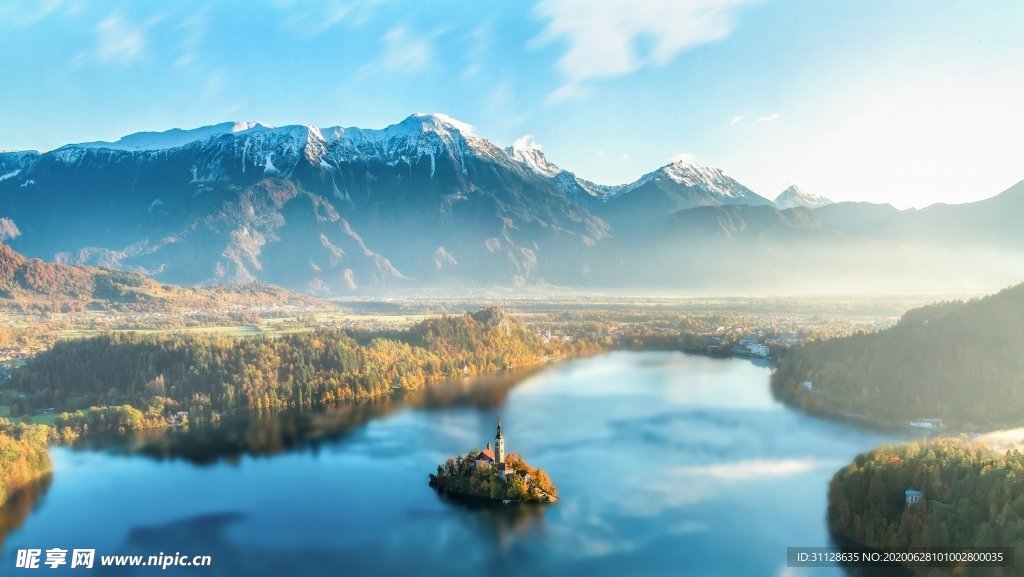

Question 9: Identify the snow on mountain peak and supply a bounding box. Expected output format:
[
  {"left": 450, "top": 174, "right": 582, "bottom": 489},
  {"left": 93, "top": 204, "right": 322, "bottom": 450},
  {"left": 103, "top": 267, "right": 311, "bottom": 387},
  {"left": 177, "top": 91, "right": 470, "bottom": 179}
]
[
  {"left": 505, "top": 135, "right": 562, "bottom": 178},
  {"left": 668, "top": 152, "right": 700, "bottom": 167},
  {"left": 775, "top": 185, "right": 833, "bottom": 209},
  {"left": 607, "top": 157, "right": 771, "bottom": 206},
  {"left": 661, "top": 160, "right": 730, "bottom": 190},
  {"left": 69, "top": 121, "right": 275, "bottom": 152},
  {"left": 230, "top": 121, "right": 272, "bottom": 133},
  {"left": 407, "top": 112, "right": 476, "bottom": 135},
  {"left": 512, "top": 134, "right": 541, "bottom": 152}
]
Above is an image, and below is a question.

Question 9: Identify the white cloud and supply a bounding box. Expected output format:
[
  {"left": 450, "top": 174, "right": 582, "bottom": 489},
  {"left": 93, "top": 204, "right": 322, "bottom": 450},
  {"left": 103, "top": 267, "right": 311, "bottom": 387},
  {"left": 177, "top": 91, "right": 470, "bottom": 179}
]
[
  {"left": 680, "top": 458, "right": 819, "bottom": 480},
  {"left": 670, "top": 151, "right": 699, "bottom": 164},
  {"left": 596, "top": 148, "right": 605, "bottom": 158},
  {"left": 74, "top": 12, "right": 157, "bottom": 66},
  {"left": 755, "top": 112, "right": 781, "bottom": 123},
  {"left": 533, "top": 0, "right": 753, "bottom": 102},
  {"left": 96, "top": 13, "right": 148, "bottom": 63},
  {"left": 513, "top": 134, "right": 543, "bottom": 151},
  {"left": 617, "top": 457, "right": 828, "bottom": 517},
  {"left": 482, "top": 80, "right": 530, "bottom": 130},
  {"left": 273, "top": 0, "right": 382, "bottom": 33},
  {"left": 460, "top": 19, "right": 494, "bottom": 79},
  {"left": 282, "top": 1, "right": 353, "bottom": 38},
  {"left": 0, "top": 0, "right": 65, "bottom": 27},
  {"left": 621, "top": 153, "right": 631, "bottom": 161},
  {"left": 729, "top": 114, "right": 745, "bottom": 127},
  {"left": 0, "top": 217, "right": 20, "bottom": 241},
  {"left": 174, "top": 9, "right": 208, "bottom": 69},
  {"left": 375, "top": 24, "right": 434, "bottom": 72},
  {"left": 203, "top": 68, "right": 227, "bottom": 100}
]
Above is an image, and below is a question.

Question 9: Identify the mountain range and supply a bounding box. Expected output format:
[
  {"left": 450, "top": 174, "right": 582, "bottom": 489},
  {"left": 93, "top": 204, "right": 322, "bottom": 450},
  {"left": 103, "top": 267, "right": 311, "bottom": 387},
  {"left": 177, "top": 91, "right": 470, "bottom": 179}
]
[{"left": 1, "top": 113, "right": 1021, "bottom": 294}]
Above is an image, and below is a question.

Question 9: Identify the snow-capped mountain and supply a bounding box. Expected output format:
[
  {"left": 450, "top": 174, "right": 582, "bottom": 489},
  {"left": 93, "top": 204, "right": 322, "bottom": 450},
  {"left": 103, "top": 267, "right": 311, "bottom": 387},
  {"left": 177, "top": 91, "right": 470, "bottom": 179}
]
[
  {"left": 504, "top": 135, "right": 562, "bottom": 178},
  {"left": 0, "top": 114, "right": 611, "bottom": 292},
  {"left": 1, "top": 113, "right": 1020, "bottom": 293},
  {"left": 774, "top": 185, "right": 833, "bottom": 210},
  {"left": 72, "top": 122, "right": 274, "bottom": 152},
  {"left": 622, "top": 159, "right": 770, "bottom": 206},
  {"left": 593, "top": 158, "right": 771, "bottom": 235}
]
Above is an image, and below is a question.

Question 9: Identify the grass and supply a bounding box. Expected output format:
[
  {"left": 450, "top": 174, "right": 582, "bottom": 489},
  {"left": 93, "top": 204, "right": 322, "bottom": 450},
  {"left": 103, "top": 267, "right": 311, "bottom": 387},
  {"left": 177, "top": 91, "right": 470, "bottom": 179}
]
[
  {"left": 0, "top": 404, "right": 55, "bottom": 425},
  {"left": 25, "top": 413, "right": 56, "bottom": 426}
]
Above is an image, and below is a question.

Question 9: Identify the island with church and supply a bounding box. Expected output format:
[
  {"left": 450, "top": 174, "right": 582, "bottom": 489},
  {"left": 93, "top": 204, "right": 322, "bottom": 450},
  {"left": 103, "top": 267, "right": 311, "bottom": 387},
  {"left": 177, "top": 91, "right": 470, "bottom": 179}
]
[{"left": 429, "top": 416, "right": 558, "bottom": 503}]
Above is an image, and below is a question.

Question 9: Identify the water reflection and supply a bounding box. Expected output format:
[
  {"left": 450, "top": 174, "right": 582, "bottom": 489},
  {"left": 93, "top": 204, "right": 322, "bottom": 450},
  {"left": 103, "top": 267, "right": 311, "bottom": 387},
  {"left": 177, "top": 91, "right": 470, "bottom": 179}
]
[
  {"left": 0, "top": 476, "right": 52, "bottom": 550},
  {"left": 1, "top": 353, "right": 916, "bottom": 576},
  {"left": 434, "top": 492, "right": 547, "bottom": 552},
  {"left": 72, "top": 368, "right": 539, "bottom": 465}
]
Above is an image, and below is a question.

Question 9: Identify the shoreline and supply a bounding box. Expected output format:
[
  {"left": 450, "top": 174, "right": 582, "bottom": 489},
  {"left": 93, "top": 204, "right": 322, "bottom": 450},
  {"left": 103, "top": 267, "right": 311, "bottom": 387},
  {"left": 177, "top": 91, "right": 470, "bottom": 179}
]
[{"left": 769, "top": 374, "right": 1016, "bottom": 437}]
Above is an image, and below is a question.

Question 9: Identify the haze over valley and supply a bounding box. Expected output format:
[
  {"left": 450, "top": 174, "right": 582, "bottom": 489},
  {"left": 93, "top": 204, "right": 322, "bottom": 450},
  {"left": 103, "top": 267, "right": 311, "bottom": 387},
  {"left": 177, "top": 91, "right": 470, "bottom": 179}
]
[
  {"left": 1, "top": 116, "right": 1020, "bottom": 297},
  {"left": 2, "top": 2, "right": 1023, "bottom": 575}
]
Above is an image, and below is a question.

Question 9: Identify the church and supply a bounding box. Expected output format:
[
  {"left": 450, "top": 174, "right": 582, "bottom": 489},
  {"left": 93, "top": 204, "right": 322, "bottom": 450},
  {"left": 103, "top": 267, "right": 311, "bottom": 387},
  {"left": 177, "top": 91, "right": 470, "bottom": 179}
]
[{"left": 471, "top": 416, "right": 517, "bottom": 479}]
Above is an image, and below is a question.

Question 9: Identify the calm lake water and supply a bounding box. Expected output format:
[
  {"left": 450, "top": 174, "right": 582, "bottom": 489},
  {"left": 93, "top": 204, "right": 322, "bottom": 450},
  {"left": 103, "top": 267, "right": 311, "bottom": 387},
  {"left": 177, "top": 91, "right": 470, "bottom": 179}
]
[{"left": 0, "top": 351, "right": 910, "bottom": 576}]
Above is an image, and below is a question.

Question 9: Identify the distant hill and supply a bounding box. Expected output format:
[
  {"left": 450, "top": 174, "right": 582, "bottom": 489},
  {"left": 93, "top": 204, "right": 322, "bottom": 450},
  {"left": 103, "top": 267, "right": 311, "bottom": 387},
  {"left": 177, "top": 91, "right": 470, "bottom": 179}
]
[
  {"left": 772, "top": 283, "right": 1024, "bottom": 428},
  {"left": 0, "top": 243, "right": 321, "bottom": 312},
  {"left": 815, "top": 181, "right": 1024, "bottom": 249},
  {"left": 774, "top": 185, "right": 833, "bottom": 210}
]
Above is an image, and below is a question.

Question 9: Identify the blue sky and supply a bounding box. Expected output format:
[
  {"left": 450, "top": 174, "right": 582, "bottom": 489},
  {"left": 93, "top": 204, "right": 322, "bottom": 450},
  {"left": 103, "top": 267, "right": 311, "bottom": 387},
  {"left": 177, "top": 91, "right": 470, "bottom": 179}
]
[{"left": 1, "top": 0, "right": 1022, "bottom": 207}]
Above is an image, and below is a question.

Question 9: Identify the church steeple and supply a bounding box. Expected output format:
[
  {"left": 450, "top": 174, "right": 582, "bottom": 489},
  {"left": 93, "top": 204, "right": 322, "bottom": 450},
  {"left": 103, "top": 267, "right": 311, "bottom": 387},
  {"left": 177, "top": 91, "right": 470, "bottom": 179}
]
[{"left": 494, "top": 414, "right": 505, "bottom": 464}]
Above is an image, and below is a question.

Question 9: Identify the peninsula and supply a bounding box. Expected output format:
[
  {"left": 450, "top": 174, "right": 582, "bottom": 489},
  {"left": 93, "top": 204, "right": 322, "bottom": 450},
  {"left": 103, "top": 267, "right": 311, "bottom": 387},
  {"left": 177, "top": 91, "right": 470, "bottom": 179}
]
[{"left": 429, "top": 417, "right": 557, "bottom": 503}]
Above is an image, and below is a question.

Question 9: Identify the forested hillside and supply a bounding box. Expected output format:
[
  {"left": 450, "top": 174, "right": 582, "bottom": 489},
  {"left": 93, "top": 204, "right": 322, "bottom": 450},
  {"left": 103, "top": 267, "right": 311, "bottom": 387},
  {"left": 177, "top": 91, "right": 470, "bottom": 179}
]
[
  {"left": 830, "top": 439, "right": 1024, "bottom": 555},
  {"left": 0, "top": 242, "right": 322, "bottom": 312},
  {"left": 10, "top": 309, "right": 595, "bottom": 430},
  {"left": 0, "top": 421, "right": 52, "bottom": 507},
  {"left": 772, "top": 284, "right": 1024, "bottom": 427}
]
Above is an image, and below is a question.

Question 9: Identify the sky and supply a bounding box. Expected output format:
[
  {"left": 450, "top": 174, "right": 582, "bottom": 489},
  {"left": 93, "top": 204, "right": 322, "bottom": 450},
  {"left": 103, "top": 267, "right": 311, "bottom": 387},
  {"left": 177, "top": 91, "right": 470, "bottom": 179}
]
[{"left": 1, "top": 0, "right": 1022, "bottom": 208}]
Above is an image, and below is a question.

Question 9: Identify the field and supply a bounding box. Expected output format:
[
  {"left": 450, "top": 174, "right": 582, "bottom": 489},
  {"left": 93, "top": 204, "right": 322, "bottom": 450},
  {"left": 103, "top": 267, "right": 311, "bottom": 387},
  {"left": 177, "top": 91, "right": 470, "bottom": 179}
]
[{"left": 0, "top": 403, "right": 56, "bottom": 425}]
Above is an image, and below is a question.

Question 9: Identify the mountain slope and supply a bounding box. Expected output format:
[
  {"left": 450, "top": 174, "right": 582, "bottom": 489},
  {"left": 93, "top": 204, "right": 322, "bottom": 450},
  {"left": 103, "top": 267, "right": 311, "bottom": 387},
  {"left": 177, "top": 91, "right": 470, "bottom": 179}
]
[
  {"left": 0, "top": 242, "right": 319, "bottom": 312},
  {"left": 773, "top": 283, "right": 1024, "bottom": 427},
  {"left": 1, "top": 115, "right": 1021, "bottom": 294},
  {"left": 815, "top": 180, "right": 1024, "bottom": 249},
  {"left": 0, "top": 114, "right": 611, "bottom": 293},
  {"left": 774, "top": 185, "right": 832, "bottom": 209},
  {"left": 596, "top": 160, "right": 772, "bottom": 236}
]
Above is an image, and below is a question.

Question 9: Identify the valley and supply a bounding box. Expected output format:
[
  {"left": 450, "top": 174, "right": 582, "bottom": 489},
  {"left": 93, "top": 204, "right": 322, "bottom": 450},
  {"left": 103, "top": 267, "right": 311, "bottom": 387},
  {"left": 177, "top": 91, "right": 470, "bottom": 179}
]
[{"left": 4, "top": 3, "right": 1020, "bottom": 574}]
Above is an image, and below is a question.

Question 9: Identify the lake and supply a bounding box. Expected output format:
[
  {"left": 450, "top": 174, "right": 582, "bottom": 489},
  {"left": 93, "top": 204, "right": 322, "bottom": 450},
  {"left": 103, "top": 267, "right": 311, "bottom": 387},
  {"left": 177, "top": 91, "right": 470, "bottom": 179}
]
[{"left": 0, "top": 351, "right": 910, "bottom": 576}]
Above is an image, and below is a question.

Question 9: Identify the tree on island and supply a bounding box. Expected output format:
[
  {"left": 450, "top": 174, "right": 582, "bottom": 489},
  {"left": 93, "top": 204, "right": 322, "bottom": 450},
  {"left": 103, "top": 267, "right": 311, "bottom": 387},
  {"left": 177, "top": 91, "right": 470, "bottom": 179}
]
[
  {"left": 429, "top": 417, "right": 557, "bottom": 503},
  {"left": 429, "top": 451, "right": 557, "bottom": 503}
]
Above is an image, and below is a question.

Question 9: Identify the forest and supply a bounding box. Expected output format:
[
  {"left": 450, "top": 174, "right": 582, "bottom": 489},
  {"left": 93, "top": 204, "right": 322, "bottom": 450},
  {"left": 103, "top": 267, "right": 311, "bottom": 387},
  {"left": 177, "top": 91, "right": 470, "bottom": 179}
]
[
  {"left": 829, "top": 438, "right": 1024, "bottom": 558},
  {"left": 429, "top": 451, "right": 558, "bottom": 503},
  {"left": 10, "top": 308, "right": 598, "bottom": 428},
  {"left": 772, "top": 283, "right": 1024, "bottom": 427},
  {"left": 0, "top": 420, "right": 52, "bottom": 507}
]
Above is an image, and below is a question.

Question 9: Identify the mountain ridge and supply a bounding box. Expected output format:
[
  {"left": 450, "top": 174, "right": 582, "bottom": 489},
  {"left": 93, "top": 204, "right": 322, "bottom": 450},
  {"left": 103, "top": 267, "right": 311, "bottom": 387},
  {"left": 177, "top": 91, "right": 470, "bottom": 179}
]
[
  {"left": 774, "top": 185, "right": 833, "bottom": 209},
  {"left": 0, "top": 242, "right": 322, "bottom": 312},
  {"left": 1, "top": 114, "right": 1021, "bottom": 294}
]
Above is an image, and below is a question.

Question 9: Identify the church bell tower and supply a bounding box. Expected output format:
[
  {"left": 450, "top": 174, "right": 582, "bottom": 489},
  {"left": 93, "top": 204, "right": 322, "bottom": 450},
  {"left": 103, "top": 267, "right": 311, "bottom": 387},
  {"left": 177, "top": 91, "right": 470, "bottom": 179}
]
[{"left": 494, "top": 415, "right": 505, "bottom": 464}]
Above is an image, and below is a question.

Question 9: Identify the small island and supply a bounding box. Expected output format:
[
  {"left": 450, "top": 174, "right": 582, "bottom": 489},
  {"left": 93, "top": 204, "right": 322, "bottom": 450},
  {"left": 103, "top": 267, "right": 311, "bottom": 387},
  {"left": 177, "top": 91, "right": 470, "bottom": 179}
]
[{"left": 429, "top": 417, "right": 557, "bottom": 503}]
